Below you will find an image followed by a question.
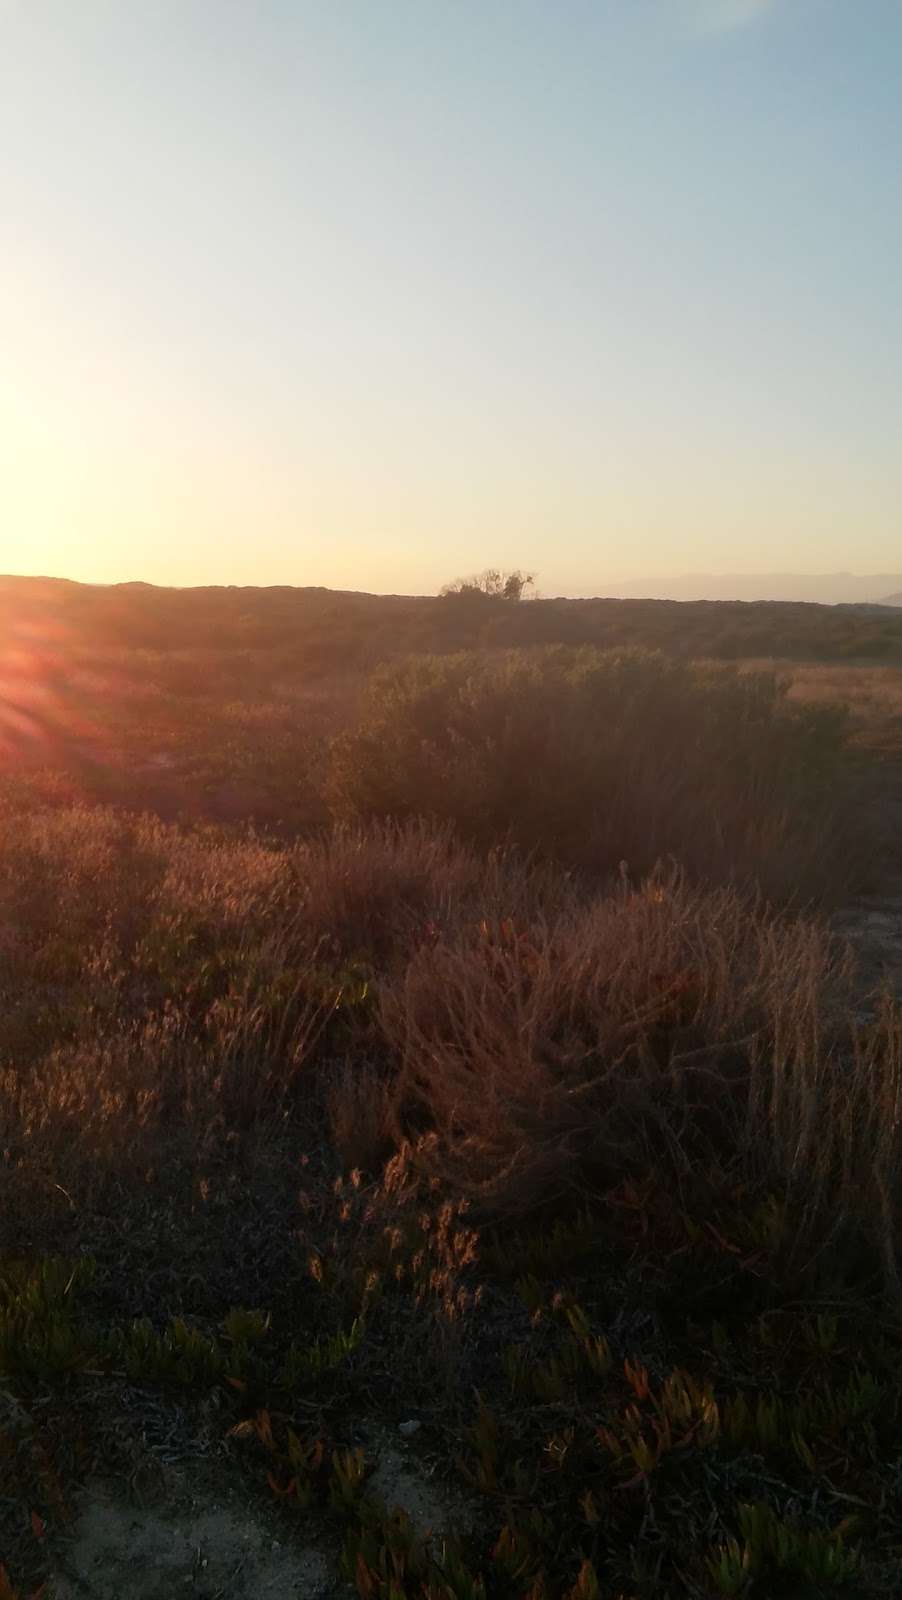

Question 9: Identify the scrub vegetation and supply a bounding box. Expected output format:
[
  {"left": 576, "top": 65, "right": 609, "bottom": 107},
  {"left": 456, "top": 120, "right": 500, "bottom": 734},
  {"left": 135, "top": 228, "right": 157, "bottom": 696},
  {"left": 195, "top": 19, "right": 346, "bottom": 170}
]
[{"left": 2, "top": 577, "right": 902, "bottom": 1596}]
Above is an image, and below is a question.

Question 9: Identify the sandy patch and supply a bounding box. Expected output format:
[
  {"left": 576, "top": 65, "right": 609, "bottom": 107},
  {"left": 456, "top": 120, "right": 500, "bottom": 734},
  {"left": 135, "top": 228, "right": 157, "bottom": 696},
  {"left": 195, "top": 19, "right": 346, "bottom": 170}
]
[
  {"left": 363, "top": 1427, "right": 474, "bottom": 1539},
  {"left": 48, "top": 1474, "right": 332, "bottom": 1600}
]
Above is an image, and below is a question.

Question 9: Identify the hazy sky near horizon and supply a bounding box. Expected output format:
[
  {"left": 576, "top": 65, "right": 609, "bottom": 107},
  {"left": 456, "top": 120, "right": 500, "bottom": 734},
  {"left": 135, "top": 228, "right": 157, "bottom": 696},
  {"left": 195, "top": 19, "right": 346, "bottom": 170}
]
[{"left": 1, "top": 0, "right": 900, "bottom": 594}]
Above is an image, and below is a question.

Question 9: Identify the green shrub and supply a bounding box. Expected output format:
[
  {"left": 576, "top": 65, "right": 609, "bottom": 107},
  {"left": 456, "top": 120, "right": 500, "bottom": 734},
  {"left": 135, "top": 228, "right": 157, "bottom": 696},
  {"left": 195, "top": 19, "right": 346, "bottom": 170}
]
[{"left": 330, "top": 646, "right": 852, "bottom": 899}]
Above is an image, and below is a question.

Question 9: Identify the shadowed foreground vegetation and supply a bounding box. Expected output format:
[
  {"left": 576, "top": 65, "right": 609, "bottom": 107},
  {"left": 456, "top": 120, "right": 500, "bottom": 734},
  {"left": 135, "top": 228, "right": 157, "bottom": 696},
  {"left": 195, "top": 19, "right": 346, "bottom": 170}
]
[{"left": 3, "top": 583, "right": 902, "bottom": 1595}]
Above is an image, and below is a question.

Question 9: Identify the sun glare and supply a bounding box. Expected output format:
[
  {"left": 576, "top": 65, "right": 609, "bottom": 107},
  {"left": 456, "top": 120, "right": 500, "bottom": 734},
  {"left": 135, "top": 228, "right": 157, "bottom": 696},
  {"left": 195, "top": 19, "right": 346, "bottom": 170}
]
[{"left": 0, "top": 591, "right": 107, "bottom": 770}]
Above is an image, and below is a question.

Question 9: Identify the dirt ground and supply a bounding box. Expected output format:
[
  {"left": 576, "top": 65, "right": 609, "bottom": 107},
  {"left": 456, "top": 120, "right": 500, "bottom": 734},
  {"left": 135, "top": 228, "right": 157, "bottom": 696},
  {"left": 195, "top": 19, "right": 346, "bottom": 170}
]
[
  {"left": 41, "top": 1421, "right": 472, "bottom": 1599},
  {"left": 48, "top": 1470, "right": 333, "bottom": 1600}
]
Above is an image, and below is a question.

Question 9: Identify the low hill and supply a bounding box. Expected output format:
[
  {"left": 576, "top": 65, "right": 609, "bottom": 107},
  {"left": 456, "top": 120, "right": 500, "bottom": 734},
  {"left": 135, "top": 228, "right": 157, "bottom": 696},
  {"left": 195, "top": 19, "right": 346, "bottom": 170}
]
[{"left": 5, "top": 574, "right": 902, "bottom": 668}]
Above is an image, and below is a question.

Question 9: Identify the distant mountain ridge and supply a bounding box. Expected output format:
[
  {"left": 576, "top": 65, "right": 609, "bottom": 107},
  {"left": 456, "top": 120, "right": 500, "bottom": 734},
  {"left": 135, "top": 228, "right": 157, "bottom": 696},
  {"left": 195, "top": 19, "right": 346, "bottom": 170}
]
[{"left": 596, "top": 573, "right": 902, "bottom": 605}]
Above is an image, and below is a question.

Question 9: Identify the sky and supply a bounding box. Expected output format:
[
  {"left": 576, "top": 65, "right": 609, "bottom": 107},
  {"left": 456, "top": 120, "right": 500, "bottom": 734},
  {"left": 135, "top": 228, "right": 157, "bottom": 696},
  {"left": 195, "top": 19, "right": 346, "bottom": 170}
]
[{"left": 1, "top": 0, "right": 900, "bottom": 596}]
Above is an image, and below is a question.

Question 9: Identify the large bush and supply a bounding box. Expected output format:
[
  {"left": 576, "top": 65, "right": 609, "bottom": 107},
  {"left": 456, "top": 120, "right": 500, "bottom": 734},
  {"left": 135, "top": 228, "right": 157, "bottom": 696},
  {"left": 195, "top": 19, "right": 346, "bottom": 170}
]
[{"left": 329, "top": 646, "right": 853, "bottom": 899}]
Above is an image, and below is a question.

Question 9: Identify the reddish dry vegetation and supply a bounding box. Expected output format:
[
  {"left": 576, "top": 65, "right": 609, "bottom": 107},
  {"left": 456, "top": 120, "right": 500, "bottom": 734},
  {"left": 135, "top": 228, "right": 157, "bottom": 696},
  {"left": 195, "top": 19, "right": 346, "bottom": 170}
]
[{"left": 2, "top": 583, "right": 902, "bottom": 1596}]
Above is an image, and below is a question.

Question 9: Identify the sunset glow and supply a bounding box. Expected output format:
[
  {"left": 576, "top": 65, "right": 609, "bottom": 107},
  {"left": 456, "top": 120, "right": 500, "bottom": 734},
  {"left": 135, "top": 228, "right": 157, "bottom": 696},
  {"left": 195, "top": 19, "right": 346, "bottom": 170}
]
[{"left": 2, "top": 1, "right": 901, "bottom": 594}]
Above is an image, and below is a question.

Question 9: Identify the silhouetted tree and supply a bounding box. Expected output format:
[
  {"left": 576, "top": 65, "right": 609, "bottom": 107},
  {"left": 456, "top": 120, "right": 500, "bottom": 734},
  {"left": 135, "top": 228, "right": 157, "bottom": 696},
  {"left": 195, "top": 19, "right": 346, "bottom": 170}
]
[{"left": 439, "top": 568, "right": 535, "bottom": 601}]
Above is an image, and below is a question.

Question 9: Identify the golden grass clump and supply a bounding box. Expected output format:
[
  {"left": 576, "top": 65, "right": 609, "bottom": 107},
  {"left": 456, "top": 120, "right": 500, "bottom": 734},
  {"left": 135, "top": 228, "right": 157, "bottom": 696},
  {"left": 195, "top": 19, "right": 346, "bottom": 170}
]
[{"left": 0, "top": 796, "right": 899, "bottom": 1295}]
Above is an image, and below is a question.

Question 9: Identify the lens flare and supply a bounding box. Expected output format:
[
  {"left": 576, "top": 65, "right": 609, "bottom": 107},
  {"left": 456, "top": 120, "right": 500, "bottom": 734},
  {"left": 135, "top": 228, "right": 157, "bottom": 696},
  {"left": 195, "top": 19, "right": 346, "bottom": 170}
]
[{"left": 0, "top": 591, "right": 111, "bottom": 773}]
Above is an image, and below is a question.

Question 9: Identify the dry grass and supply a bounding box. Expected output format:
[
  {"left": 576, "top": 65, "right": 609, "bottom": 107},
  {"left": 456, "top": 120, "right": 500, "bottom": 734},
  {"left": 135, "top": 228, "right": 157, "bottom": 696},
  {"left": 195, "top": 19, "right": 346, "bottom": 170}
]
[
  {"left": 378, "top": 871, "right": 902, "bottom": 1274},
  {"left": 734, "top": 659, "right": 902, "bottom": 755},
  {"left": 3, "top": 795, "right": 902, "bottom": 1594},
  {"left": 0, "top": 798, "right": 899, "bottom": 1294}
]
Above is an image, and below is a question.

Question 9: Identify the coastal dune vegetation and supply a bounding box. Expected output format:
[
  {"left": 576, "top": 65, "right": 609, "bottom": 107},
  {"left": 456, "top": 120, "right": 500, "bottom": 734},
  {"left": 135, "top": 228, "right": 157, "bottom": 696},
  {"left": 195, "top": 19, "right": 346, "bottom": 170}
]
[{"left": 2, "top": 578, "right": 902, "bottom": 1596}]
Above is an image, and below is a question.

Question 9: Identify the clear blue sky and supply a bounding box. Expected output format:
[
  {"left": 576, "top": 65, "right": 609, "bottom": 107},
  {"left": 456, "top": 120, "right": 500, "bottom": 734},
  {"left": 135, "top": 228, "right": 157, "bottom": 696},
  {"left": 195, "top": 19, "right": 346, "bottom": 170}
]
[{"left": 1, "top": 0, "right": 900, "bottom": 593}]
